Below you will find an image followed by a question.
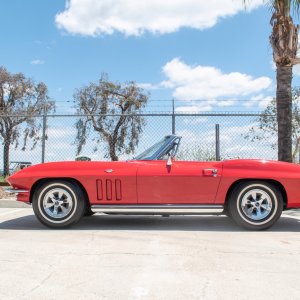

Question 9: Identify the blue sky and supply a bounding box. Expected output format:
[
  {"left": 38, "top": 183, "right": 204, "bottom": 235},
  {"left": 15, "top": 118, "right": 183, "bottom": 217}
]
[{"left": 2, "top": 0, "right": 299, "bottom": 113}]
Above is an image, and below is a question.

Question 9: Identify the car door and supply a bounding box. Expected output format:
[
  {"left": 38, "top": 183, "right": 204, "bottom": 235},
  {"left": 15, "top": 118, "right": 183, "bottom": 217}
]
[
  {"left": 136, "top": 160, "right": 223, "bottom": 204},
  {"left": 91, "top": 161, "right": 138, "bottom": 204}
]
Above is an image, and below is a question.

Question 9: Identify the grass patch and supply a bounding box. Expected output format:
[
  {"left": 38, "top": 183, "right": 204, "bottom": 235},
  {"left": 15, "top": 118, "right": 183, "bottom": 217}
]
[{"left": 0, "top": 176, "right": 7, "bottom": 183}]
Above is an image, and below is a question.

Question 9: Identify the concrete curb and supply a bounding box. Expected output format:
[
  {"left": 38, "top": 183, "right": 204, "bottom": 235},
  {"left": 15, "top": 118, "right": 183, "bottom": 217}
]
[{"left": 0, "top": 198, "right": 30, "bottom": 208}]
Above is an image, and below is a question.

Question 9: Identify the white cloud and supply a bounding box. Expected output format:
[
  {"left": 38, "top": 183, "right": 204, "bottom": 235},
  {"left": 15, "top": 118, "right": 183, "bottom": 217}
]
[
  {"left": 163, "top": 58, "right": 272, "bottom": 100},
  {"left": 138, "top": 58, "right": 273, "bottom": 111},
  {"left": 137, "top": 83, "right": 162, "bottom": 90},
  {"left": 243, "top": 94, "right": 273, "bottom": 108},
  {"left": 176, "top": 104, "right": 213, "bottom": 112},
  {"left": 30, "top": 59, "right": 45, "bottom": 65},
  {"left": 55, "top": 0, "right": 263, "bottom": 36},
  {"left": 47, "top": 127, "right": 76, "bottom": 139}
]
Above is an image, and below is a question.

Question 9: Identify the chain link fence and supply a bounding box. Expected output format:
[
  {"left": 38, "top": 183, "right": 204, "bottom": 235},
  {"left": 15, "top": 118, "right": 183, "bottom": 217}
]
[{"left": 0, "top": 112, "right": 279, "bottom": 173}]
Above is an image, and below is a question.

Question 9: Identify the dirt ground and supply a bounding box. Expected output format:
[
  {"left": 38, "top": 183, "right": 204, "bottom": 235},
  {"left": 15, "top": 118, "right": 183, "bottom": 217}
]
[{"left": 0, "top": 186, "right": 14, "bottom": 199}]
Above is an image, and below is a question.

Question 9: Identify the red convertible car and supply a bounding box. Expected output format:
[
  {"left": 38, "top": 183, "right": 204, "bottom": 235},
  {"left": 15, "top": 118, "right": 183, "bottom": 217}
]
[{"left": 6, "top": 135, "right": 300, "bottom": 230}]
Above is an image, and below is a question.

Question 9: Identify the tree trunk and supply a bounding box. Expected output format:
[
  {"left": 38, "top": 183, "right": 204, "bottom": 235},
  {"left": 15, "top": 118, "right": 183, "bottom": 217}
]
[
  {"left": 109, "top": 141, "right": 118, "bottom": 161},
  {"left": 276, "top": 65, "right": 293, "bottom": 162},
  {"left": 3, "top": 136, "right": 10, "bottom": 176}
]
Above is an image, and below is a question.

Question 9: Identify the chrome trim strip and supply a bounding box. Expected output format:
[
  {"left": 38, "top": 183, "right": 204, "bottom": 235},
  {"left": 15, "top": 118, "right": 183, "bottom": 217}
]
[
  {"left": 91, "top": 204, "right": 224, "bottom": 214},
  {"left": 5, "top": 188, "right": 29, "bottom": 194}
]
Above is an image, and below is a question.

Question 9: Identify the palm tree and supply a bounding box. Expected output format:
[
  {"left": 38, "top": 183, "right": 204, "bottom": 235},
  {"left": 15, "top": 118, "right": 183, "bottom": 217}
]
[{"left": 246, "top": 0, "right": 300, "bottom": 162}]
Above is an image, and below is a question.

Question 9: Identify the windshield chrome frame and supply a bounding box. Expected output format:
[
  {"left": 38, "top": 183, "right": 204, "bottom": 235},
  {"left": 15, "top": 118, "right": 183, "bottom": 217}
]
[{"left": 135, "top": 135, "right": 181, "bottom": 160}]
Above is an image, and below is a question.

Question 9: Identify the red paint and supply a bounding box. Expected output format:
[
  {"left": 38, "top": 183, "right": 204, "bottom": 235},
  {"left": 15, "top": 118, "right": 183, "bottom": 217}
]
[
  {"left": 136, "top": 160, "right": 222, "bottom": 204},
  {"left": 7, "top": 158, "right": 300, "bottom": 209}
]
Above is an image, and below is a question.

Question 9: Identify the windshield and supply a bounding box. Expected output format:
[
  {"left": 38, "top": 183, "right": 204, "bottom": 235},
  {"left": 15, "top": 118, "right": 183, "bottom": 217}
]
[{"left": 135, "top": 137, "right": 169, "bottom": 160}]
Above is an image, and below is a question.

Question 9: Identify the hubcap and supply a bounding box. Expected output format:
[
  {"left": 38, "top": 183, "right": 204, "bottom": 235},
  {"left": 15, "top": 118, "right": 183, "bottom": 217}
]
[
  {"left": 241, "top": 189, "right": 272, "bottom": 221},
  {"left": 42, "top": 188, "right": 73, "bottom": 219}
]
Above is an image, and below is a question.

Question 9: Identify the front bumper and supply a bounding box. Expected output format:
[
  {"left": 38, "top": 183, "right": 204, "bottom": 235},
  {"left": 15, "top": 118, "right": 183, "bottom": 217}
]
[
  {"left": 5, "top": 188, "right": 30, "bottom": 203},
  {"left": 5, "top": 188, "right": 29, "bottom": 195}
]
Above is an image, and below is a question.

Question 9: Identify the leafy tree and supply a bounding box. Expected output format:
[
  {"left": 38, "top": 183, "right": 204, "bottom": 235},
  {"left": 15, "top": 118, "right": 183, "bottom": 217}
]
[
  {"left": 176, "top": 146, "right": 216, "bottom": 161},
  {"left": 74, "top": 74, "right": 149, "bottom": 161},
  {"left": 244, "top": 0, "right": 300, "bottom": 162},
  {"left": 246, "top": 88, "right": 300, "bottom": 162},
  {"left": 0, "top": 67, "right": 55, "bottom": 176}
]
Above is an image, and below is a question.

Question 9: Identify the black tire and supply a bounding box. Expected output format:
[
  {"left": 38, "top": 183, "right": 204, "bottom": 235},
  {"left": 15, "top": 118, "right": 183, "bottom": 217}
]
[
  {"left": 84, "top": 205, "right": 95, "bottom": 217},
  {"left": 228, "top": 181, "right": 283, "bottom": 230},
  {"left": 32, "top": 180, "right": 86, "bottom": 228}
]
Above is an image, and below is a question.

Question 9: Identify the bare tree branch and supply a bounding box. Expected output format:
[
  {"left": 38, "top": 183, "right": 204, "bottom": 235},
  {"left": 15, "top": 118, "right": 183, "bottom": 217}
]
[
  {"left": 0, "top": 66, "right": 55, "bottom": 175},
  {"left": 74, "top": 74, "right": 149, "bottom": 161}
]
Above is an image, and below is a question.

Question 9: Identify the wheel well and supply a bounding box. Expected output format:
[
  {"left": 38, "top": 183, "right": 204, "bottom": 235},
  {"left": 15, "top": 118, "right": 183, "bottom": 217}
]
[
  {"left": 224, "top": 179, "right": 287, "bottom": 210},
  {"left": 29, "top": 178, "right": 90, "bottom": 207}
]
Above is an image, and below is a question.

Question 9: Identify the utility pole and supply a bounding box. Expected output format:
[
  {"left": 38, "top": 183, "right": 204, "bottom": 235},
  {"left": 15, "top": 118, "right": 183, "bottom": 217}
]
[
  {"left": 172, "top": 99, "right": 175, "bottom": 135},
  {"left": 215, "top": 124, "right": 220, "bottom": 161},
  {"left": 41, "top": 102, "right": 47, "bottom": 163}
]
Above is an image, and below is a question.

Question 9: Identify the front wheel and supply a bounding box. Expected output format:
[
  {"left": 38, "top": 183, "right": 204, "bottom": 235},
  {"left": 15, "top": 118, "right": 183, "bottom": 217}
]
[
  {"left": 32, "top": 180, "right": 86, "bottom": 228},
  {"left": 228, "top": 181, "right": 283, "bottom": 230}
]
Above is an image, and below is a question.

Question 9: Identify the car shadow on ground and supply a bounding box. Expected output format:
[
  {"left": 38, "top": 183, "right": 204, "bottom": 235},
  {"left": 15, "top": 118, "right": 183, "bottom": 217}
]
[{"left": 1, "top": 213, "right": 300, "bottom": 232}]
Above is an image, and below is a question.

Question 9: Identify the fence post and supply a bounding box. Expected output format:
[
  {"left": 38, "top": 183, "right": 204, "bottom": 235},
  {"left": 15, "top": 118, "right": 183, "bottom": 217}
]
[
  {"left": 41, "top": 106, "right": 47, "bottom": 163},
  {"left": 172, "top": 99, "right": 175, "bottom": 134},
  {"left": 215, "top": 124, "right": 220, "bottom": 161}
]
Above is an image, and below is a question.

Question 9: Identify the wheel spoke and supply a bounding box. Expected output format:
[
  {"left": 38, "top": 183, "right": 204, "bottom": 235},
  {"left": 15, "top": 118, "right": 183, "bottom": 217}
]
[
  {"left": 60, "top": 206, "right": 68, "bottom": 214},
  {"left": 247, "top": 206, "right": 255, "bottom": 215},
  {"left": 250, "top": 192, "right": 257, "bottom": 201},
  {"left": 44, "top": 202, "right": 54, "bottom": 209},
  {"left": 256, "top": 207, "right": 262, "bottom": 218},
  {"left": 53, "top": 206, "right": 59, "bottom": 215},
  {"left": 261, "top": 204, "right": 271, "bottom": 212},
  {"left": 62, "top": 197, "right": 69, "bottom": 203},
  {"left": 58, "top": 191, "right": 63, "bottom": 200},
  {"left": 258, "top": 198, "right": 267, "bottom": 205}
]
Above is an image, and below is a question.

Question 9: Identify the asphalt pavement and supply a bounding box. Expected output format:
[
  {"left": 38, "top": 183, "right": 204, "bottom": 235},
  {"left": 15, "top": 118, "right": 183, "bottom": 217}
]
[{"left": 0, "top": 206, "right": 300, "bottom": 300}]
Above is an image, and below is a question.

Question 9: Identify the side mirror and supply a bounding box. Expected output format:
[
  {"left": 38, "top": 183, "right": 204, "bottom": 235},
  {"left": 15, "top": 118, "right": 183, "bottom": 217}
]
[{"left": 166, "top": 154, "right": 172, "bottom": 166}]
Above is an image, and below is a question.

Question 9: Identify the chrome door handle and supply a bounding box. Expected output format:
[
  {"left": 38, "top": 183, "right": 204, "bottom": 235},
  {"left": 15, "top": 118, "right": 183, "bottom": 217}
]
[
  {"left": 105, "top": 169, "right": 114, "bottom": 173},
  {"left": 203, "top": 169, "right": 218, "bottom": 177}
]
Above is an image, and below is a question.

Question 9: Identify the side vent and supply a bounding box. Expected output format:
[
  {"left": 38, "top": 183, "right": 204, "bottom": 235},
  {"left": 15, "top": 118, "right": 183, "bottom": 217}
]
[
  {"left": 106, "top": 179, "right": 112, "bottom": 200},
  {"left": 96, "top": 180, "right": 103, "bottom": 200},
  {"left": 96, "top": 179, "right": 122, "bottom": 201},
  {"left": 115, "top": 179, "right": 122, "bottom": 200}
]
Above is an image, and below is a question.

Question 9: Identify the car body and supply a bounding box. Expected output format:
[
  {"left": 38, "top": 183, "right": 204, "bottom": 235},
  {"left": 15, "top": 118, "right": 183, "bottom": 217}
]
[{"left": 6, "top": 135, "right": 300, "bottom": 230}]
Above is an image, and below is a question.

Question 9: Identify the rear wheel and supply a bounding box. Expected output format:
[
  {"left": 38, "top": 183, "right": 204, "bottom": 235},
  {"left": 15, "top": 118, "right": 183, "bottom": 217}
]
[
  {"left": 32, "top": 180, "right": 86, "bottom": 228},
  {"left": 228, "top": 181, "right": 283, "bottom": 230}
]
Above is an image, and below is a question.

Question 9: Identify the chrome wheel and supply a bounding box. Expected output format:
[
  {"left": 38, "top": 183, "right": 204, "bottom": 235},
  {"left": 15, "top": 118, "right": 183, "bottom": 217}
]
[
  {"left": 42, "top": 187, "right": 73, "bottom": 219},
  {"left": 33, "top": 181, "right": 86, "bottom": 228},
  {"left": 241, "top": 188, "right": 272, "bottom": 221},
  {"left": 228, "top": 181, "right": 283, "bottom": 230}
]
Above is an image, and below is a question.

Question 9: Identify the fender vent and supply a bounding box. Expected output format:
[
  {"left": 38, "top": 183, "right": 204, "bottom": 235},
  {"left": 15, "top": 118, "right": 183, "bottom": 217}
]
[
  {"left": 96, "top": 179, "right": 122, "bottom": 201},
  {"left": 115, "top": 179, "right": 122, "bottom": 200},
  {"left": 96, "top": 180, "right": 103, "bottom": 200}
]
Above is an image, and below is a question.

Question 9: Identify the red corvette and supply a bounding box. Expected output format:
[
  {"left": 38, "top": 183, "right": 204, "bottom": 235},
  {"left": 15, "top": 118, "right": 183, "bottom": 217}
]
[{"left": 6, "top": 135, "right": 300, "bottom": 230}]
